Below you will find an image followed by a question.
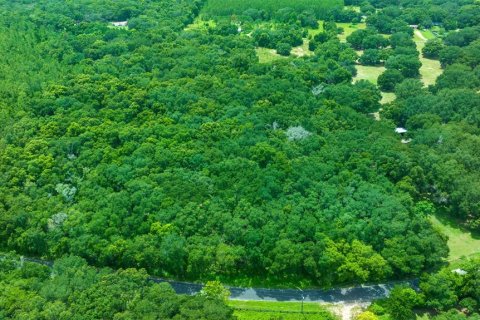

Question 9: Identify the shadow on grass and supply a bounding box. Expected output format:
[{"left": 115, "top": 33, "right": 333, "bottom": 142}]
[{"left": 435, "top": 209, "right": 480, "bottom": 240}]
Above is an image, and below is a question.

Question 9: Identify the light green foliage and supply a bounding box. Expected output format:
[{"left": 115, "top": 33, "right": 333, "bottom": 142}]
[
  {"left": 0, "top": 255, "right": 235, "bottom": 320},
  {"left": 356, "top": 311, "right": 379, "bottom": 320},
  {"left": 200, "top": 281, "right": 231, "bottom": 301},
  {"left": 229, "top": 300, "right": 337, "bottom": 320}
]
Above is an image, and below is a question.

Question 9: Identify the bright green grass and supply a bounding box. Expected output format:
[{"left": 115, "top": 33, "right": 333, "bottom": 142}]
[
  {"left": 229, "top": 300, "right": 336, "bottom": 320},
  {"left": 184, "top": 16, "right": 216, "bottom": 31},
  {"left": 354, "top": 65, "right": 385, "bottom": 84},
  {"left": 421, "top": 29, "right": 435, "bottom": 40},
  {"left": 308, "top": 21, "right": 324, "bottom": 37},
  {"left": 255, "top": 47, "right": 287, "bottom": 63},
  {"left": 233, "top": 310, "right": 333, "bottom": 320},
  {"left": 203, "top": 0, "right": 342, "bottom": 16},
  {"left": 337, "top": 22, "right": 366, "bottom": 42},
  {"left": 429, "top": 215, "right": 480, "bottom": 261}
]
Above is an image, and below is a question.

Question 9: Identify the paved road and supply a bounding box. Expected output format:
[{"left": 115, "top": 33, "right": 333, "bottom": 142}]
[
  {"left": 150, "top": 277, "right": 418, "bottom": 303},
  {"left": 22, "top": 257, "right": 416, "bottom": 303}
]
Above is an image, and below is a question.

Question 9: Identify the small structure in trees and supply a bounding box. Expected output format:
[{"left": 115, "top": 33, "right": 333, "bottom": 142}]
[
  {"left": 452, "top": 268, "right": 468, "bottom": 275},
  {"left": 111, "top": 21, "right": 128, "bottom": 27},
  {"left": 286, "top": 126, "right": 312, "bottom": 141}
]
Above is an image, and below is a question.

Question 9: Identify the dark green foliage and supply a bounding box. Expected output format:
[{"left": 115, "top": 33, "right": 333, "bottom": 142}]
[
  {"left": 378, "top": 69, "right": 404, "bottom": 91},
  {"left": 203, "top": 0, "right": 343, "bottom": 17},
  {"left": 252, "top": 25, "right": 303, "bottom": 49},
  {"left": 385, "top": 54, "right": 422, "bottom": 78},
  {"left": 422, "top": 38, "right": 444, "bottom": 59},
  {"left": 389, "top": 32, "right": 416, "bottom": 49},
  {"left": 276, "top": 42, "right": 292, "bottom": 56},
  {"left": 439, "top": 46, "right": 465, "bottom": 67},
  {"left": 435, "top": 64, "right": 480, "bottom": 91},
  {"left": 347, "top": 28, "right": 388, "bottom": 50},
  {"left": 371, "top": 258, "right": 480, "bottom": 319},
  {"left": 359, "top": 49, "right": 382, "bottom": 66}
]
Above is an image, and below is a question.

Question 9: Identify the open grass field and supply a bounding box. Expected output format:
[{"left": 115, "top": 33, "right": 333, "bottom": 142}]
[
  {"left": 420, "top": 56, "right": 442, "bottom": 86},
  {"left": 255, "top": 47, "right": 287, "bottom": 63},
  {"left": 337, "top": 22, "right": 366, "bottom": 42},
  {"left": 308, "top": 22, "right": 324, "bottom": 37},
  {"left": 184, "top": 17, "right": 216, "bottom": 31},
  {"left": 229, "top": 300, "right": 336, "bottom": 320},
  {"left": 414, "top": 29, "right": 443, "bottom": 86},
  {"left": 203, "top": 0, "right": 343, "bottom": 16},
  {"left": 292, "top": 39, "right": 314, "bottom": 57},
  {"left": 430, "top": 215, "right": 480, "bottom": 261},
  {"left": 354, "top": 65, "right": 385, "bottom": 84}
]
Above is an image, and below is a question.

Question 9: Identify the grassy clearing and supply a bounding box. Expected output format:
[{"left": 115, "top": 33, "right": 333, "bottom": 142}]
[
  {"left": 292, "top": 39, "right": 314, "bottom": 57},
  {"left": 229, "top": 300, "right": 329, "bottom": 313},
  {"left": 354, "top": 65, "right": 385, "bottom": 84},
  {"left": 308, "top": 21, "right": 324, "bottom": 37},
  {"left": 337, "top": 22, "right": 366, "bottom": 42},
  {"left": 420, "top": 57, "right": 442, "bottom": 86},
  {"left": 184, "top": 17, "right": 216, "bottom": 31},
  {"left": 229, "top": 300, "right": 336, "bottom": 320},
  {"left": 429, "top": 215, "right": 480, "bottom": 261},
  {"left": 203, "top": 0, "right": 342, "bottom": 16},
  {"left": 380, "top": 92, "right": 396, "bottom": 104},
  {"left": 255, "top": 47, "right": 287, "bottom": 63},
  {"left": 414, "top": 29, "right": 443, "bottom": 86}
]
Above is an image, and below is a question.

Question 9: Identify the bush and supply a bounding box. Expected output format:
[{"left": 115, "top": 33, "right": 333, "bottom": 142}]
[
  {"left": 359, "top": 49, "right": 382, "bottom": 65},
  {"left": 423, "top": 38, "right": 444, "bottom": 59},
  {"left": 276, "top": 42, "right": 292, "bottom": 56},
  {"left": 385, "top": 54, "right": 422, "bottom": 78},
  {"left": 378, "top": 69, "right": 404, "bottom": 91}
]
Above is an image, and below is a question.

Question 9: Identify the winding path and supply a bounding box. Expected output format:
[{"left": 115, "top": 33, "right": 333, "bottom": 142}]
[
  {"left": 21, "top": 256, "right": 417, "bottom": 303},
  {"left": 152, "top": 278, "right": 418, "bottom": 303}
]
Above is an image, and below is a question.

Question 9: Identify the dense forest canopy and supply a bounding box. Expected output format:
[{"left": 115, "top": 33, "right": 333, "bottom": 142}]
[
  {"left": 0, "top": 0, "right": 452, "bottom": 288},
  {"left": 0, "top": 0, "right": 479, "bottom": 306},
  {"left": 0, "top": 253, "right": 236, "bottom": 319}
]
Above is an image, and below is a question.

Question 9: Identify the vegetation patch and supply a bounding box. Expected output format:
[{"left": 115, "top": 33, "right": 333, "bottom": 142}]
[
  {"left": 354, "top": 65, "right": 386, "bottom": 84},
  {"left": 429, "top": 215, "right": 480, "bottom": 261},
  {"left": 337, "top": 22, "right": 366, "bottom": 42},
  {"left": 229, "top": 300, "right": 336, "bottom": 320},
  {"left": 414, "top": 30, "right": 443, "bottom": 86},
  {"left": 255, "top": 47, "right": 287, "bottom": 63},
  {"left": 203, "top": 0, "right": 343, "bottom": 16}
]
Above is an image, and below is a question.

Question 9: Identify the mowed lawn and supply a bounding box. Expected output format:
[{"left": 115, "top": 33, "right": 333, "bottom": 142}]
[
  {"left": 430, "top": 215, "right": 480, "bottom": 261},
  {"left": 337, "top": 22, "right": 366, "bottom": 42},
  {"left": 228, "top": 300, "right": 336, "bottom": 320},
  {"left": 414, "top": 29, "right": 442, "bottom": 86},
  {"left": 255, "top": 47, "right": 286, "bottom": 63},
  {"left": 354, "top": 65, "right": 385, "bottom": 84}
]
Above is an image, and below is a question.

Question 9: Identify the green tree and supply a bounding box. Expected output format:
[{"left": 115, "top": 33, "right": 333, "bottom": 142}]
[
  {"left": 200, "top": 281, "right": 231, "bottom": 302},
  {"left": 378, "top": 69, "right": 404, "bottom": 91}
]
